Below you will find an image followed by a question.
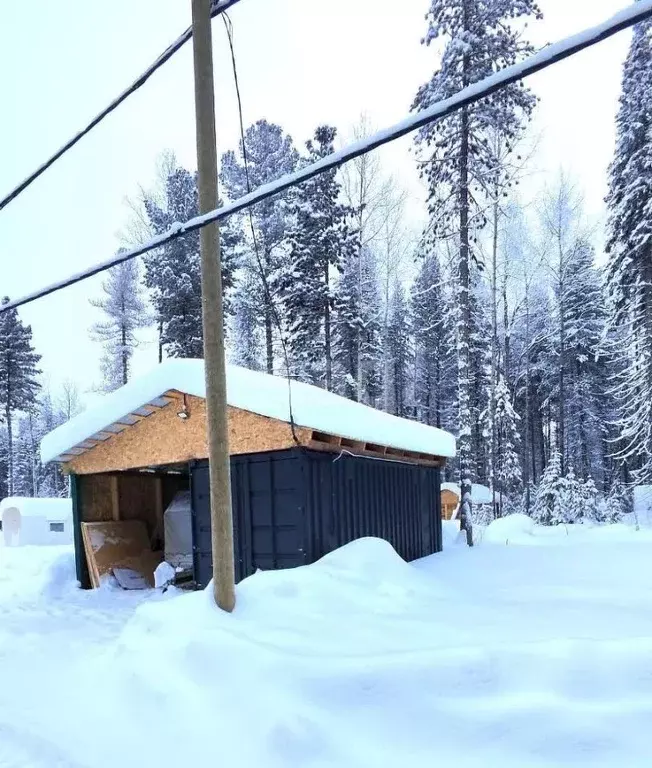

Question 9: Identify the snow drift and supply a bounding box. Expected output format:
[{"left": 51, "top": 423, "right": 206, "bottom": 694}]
[{"left": 3, "top": 528, "right": 652, "bottom": 767}]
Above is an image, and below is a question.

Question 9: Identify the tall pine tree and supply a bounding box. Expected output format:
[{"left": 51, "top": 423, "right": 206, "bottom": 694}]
[
  {"left": 563, "top": 241, "right": 611, "bottom": 484},
  {"left": 90, "top": 257, "right": 149, "bottom": 391},
  {"left": 490, "top": 375, "right": 523, "bottom": 513},
  {"left": 411, "top": 251, "right": 456, "bottom": 429},
  {"left": 221, "top": 120, "right": 298, "bottom": 374},
  {"left": 385, "top": 278, "right": 411, "bottom": 417},
  {"left": 605, "top": 18, "right": 652, "bottom": 483},
  {"left": 0, "top": 300, "right": 41, "bottom": 495},
  {"left": 333, "top": 245, "right": 382, "bottom": 403},
  {"left": 414, "top": 0, "right": 541, "bottom": 537},
  {"left": 281, "top": 126, "right": 355, "bottom": 389},
  {"left": 143, "top": 162, "right": 238, "bottom": 358}
]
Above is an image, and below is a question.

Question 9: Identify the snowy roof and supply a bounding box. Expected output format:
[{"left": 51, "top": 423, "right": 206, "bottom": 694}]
[
  {"left": 441, "top": 483, "right": 494, "bottom": 505},
  {"left": 40, "top": 359, "right": 456, "bottom": 465},
  {"left": 0, "top": 497, "right": 72, "bottom": 522}
]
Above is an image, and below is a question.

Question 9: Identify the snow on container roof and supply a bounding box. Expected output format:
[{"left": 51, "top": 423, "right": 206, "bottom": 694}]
[
  {"left": 41, "top": 359, "right": 456, "bottom": 464},
  {"left": 0, "top": 497, "right": 72, "bottom": 522},
  {"left": 441, "top": 483, "right": 494, "bottom": 505}
]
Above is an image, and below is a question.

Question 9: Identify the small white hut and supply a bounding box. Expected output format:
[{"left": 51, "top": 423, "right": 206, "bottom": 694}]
[{"left": 0, "top": 497, "right": 73, "bottom": 546}]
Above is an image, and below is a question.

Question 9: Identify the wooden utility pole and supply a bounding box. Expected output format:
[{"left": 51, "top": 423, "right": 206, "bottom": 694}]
[{"left": 191, "top": 0, "right": 235, "bottom": 612}]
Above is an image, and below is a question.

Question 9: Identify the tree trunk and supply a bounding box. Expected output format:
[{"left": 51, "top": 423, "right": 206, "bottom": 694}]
[
  {"left": 29, "top": 412, "right": 37, "bottom": 497},
  {"left": 6, "top": 402, "right": 13, "bottom": 497},
  {"left": 490, "top": 199, "right": 499, "bottom": 516},
  {"left": 356, "top": 187, "right": 365, "bottom": 402},
  {"left": 265, "top": 310, "right": 274, "bottom": 375},
  {"left": 158, "top": 318, "right": 164, "bottom": 363},
  {"left": 524, "top": 292, "right": 531, "bottom": 512},
  {"left": 324, "top": 259, "right": 332, "bottom": 391},
  {"left": 265, "top": 247, "right": 274, "bottom": 375},
  {"left": 558, "top": 288, "right": 566, "bottom": 474},
  {"left": 502, "top": 274, "right": 510, "bottom": 388},
  {"left": 458, "top": 101, "right": 473, "bottom": 546},
  {"left": 383, "top": 263, "right": 391, "bottom": 413},
  {"left": 121, "top": 323, "right": 128, "bottom": 386}
]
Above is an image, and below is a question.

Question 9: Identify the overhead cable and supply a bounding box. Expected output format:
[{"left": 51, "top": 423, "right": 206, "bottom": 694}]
[
  {"left": 0, "top": 0, "right": 243, "bottom": 214},
  {"left": 3, "top": 0, "right": 652, "bottom": 314}
]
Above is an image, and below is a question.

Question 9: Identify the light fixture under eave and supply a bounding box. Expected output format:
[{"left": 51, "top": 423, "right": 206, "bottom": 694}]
[{"left": 177, "top": 394, "right": 190, "bottom": 420}]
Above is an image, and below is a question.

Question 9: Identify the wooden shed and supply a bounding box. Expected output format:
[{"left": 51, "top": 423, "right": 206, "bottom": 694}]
[
  {"left": 41, "top": 360, "right": 456, "bottom": 589},
  {"left": 440, "top": 482, "right": 495, "bottom": 521}
]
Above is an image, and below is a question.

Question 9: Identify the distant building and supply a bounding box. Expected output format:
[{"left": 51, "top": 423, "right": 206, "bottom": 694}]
[
  {"left": 440, "top": 483, "right": 495, "bottom": 521},
  {"left": 0, "top": 497, "right": 73, "bottom": 546},
  {"left": 40, "top": 360, "right": 456, "bottom": 589}
]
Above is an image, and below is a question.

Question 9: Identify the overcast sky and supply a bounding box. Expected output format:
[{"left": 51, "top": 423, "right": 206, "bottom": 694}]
[{"left": 0, "top": 0, "right": 633, "bottom": 400}]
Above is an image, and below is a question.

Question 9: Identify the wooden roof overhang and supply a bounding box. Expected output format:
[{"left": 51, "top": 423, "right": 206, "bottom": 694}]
[{"left": 58, "top": 390, "right": 446, "bottom": 475}]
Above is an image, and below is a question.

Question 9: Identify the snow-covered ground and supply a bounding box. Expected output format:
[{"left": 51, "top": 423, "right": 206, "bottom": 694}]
[{"left": 1, "top": 521, "right": 652, "bottom": 767}]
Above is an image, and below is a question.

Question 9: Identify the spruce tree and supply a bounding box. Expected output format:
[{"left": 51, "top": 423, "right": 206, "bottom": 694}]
[
  {"left": 560, "top": 467, "right": 584, "bottom": 524},
  {"left": 143, "top": 162, "right": 238, "bottom": 358},
  {"left": 385, "top": 278, "right": 411, "bottom": 417},
  {"left": 469, "top": 274, "right": 492, "bottom": 483},
  {"left": 605, "top": 18, "right": 652, "bottom": 482},
  {"left": 414, "top": 0, "right": 541, "bottom": 537},
  {"left": 281, "top": 126, "right": 355, "bottom": 388},
  {"left": 531, "top": 449, "right": 563, "bottom": 526},
  {"left": 0, "top": 300, "right": 41, "bottom": 495},
  {"left": 580, "top": 476, "right": 601, "bottom": 523},
  {"left": 221, "top": 120, "right": 297, "bottom": 374},
  {"left": 601, "top": 480, "right": 628, "bottom": 523},
  {"left": 492, "top": 376, "right": 523, "bottom": 512},
  {"left": 411, "top": 251, "right": 456, "bottom": 430},
  {"left": 334, "top": 245, "right": 382, "bottom": 402},
  {"left": 90, "top": 257, "right": 149, "bottom": 391},
  {"left": 563, "top": 241, "right": 611, "bottom": 483},
  {"left": 229, "top": 264, "right": 263, "bottom": 371},
  {"left": 12, "top": 384, "right": 81, "bottom": 499}
]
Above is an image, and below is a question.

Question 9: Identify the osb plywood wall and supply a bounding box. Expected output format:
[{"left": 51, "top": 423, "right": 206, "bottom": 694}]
[
  {"left": 77, "top": 472, "right": 188, "bottom": 538},
  {"left": 78, "top": 473, "right": 115, "bottom": 522},
  {"left": 66, "top": 395, "right": 312, "bottom": 475}
]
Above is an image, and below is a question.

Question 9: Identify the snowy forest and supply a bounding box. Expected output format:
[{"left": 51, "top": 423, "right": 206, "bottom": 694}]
[{"left": 2, "top": 0, "right": 651, "bottom": 529}]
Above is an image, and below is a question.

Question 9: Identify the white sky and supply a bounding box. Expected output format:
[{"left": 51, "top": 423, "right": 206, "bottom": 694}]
[{"left": 0, "top": 0, "right": 632, "bottom": 401}]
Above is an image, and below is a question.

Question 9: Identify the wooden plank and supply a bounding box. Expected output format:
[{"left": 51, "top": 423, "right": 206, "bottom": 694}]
[
  {"left": 110, "top": 476, "right": 120, "bottom": 522},
  {"left": 77, "top": 440, "right": 101, "bottom": 449},
  {"left": 80, "top": 523, "right": 100, "bottom": 588},
  {"left": 365, "top": 443, "right": 388, "bottom": 455},
  {"left": 307, "top": 439, "right": 443, "bottom": 467},
  {"left": 102, "top": 423, "right": 129, "bottom": 434},
  {"left": 115, "top": 414, "right": 144, "bottom": 426},
  {"left": 310, "top": 430, "right": 342, "bottom": 446},
  {"left": 153, "top": 476, "right": 164, "bottom": 547},
  {"left": 80, "top": 521, "right": 159, "bottom": 589},
  {"left": 132, "top": 406, "right": 156, "bottom": 417},
  {"left": 340, "top": 437, "right": 366, "bottom": 451},
  {"left": 146, "top": 396, "right": 174, "bottom": 409}
]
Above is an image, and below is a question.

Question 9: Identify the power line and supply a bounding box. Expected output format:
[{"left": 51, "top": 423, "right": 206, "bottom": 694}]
[
  {"left": 0, "top": 0, "right": 243, "bottom": 214},
  {"left": 3, "top": 0, "right": 652, "bottom": 315},
  {"left": 222, "top": 13, "right": 300, "bottom": 443}
]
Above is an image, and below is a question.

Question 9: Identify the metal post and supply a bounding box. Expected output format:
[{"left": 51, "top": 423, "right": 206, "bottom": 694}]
[{"left": 191, "top": 0, "right": 235, "bottom": 611}]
